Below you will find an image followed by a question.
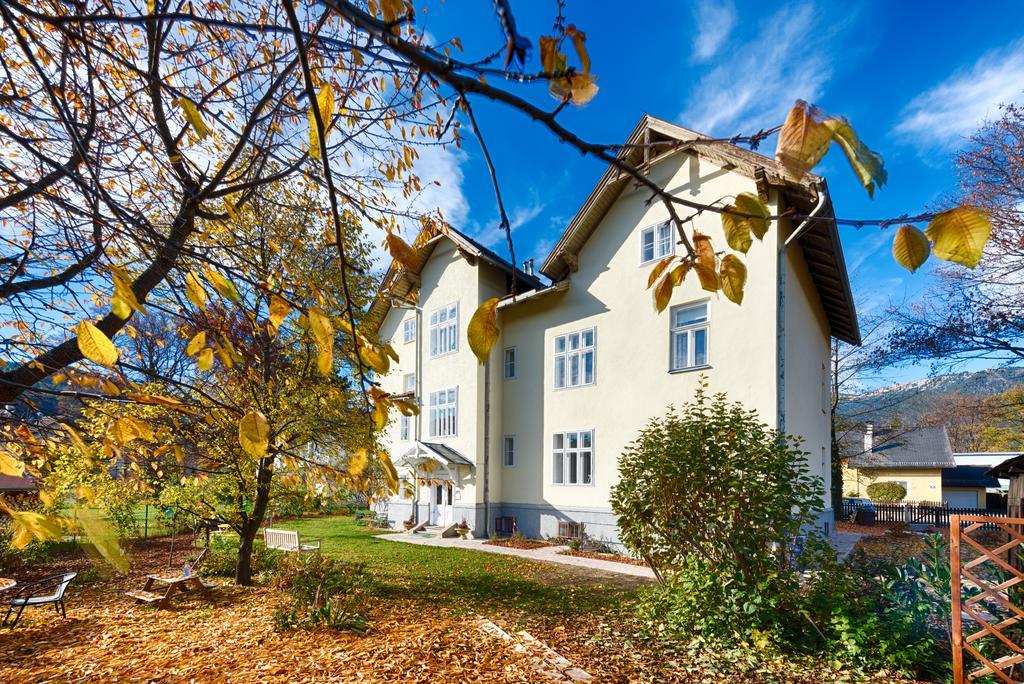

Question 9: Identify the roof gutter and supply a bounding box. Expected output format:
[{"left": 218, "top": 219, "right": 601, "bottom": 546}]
[{"left": 776, "top": 180, "right": 829, "bottom": 435}]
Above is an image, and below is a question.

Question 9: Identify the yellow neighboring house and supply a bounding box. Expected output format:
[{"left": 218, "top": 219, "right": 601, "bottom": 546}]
[{"left": 842, "top": 424, "right": 954, "bottom": 504}]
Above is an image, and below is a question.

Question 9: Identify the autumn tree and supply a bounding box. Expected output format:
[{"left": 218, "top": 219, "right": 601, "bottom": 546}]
[
  {"left": 887, "top": 103, "right": 1024, "bottom": 366},
  {"left": 0, "top": 1, "right": 994, "bottom": 556}
]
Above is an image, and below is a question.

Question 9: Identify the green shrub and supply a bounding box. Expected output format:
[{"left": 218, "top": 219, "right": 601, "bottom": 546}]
[
  {"left": 203, "top": 534, "right": 282, "bottom": 579},
  {"left": 272, "top": 552, "right": 369, "bottom": 632},
  {"left": 866, "top": 481, "right": 907, "bottom": 502},
  {"left": 611, "top": 386, "right": 825, "bottom": 581},
  {"left": 612, "top": 388, "right": 949, "bottom": 678}
]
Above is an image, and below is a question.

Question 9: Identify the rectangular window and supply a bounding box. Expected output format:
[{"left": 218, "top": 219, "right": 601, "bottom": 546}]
[
  {"left": 670, "top": 302, "right": 709, "bottom": 371},
  {"left": 402, "top": 317, "right": 416, "bottom": 344},
  {"left": 503, "top": 347, "right": 516, "bottom": 379},
  {"left": 552, "top": 430, "right": 593, "bottom": 485},
  {"left": 400, "top": 414, "right": 410, "bottom": 441},
  {"left": 428, "top": 302, "right": 458, "bottom": 358},
  {"left": 428, "top": 387, "right": 458, "bottom": 438},
  {"left": 502, "top": 435, "right": 515, "bottom": 467},
  {"left": 403, "top": 373, "right": 416, "bottom": 393},
  {"left": 640, "top": 222, "right": 673, "bottom": 264},
  {"left": 553, "top": 329, "right": 595, "bottom": 389}
]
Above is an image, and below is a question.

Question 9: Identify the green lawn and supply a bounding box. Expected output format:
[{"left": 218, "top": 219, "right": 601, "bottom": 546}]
[{"left": 285, "top": 515, "right": 643, "bottom": 622}]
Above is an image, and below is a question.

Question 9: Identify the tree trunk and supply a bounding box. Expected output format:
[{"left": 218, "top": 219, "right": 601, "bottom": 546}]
[
  {"left": 233, "top": 455, "right": 275, "bottom": 586},
  {"left": 235, "top": 529, "right": 255, "bottom": 585}
]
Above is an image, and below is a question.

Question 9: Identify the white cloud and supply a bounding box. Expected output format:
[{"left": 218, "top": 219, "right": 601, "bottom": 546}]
[
  {"left": 691, "top": 0, "right": 737, "bottom": 63},
  {"left": 679, "top": 3, "right": 840, "bottom": 135},
  {"left": 471, "top": 200, "right": 546, "bottom": 252},
  {"left": 895, "top": 39, "right": 1024, "bottom": 152}
]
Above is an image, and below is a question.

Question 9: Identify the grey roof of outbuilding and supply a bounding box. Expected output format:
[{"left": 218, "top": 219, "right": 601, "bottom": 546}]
[
  {"left": 942, "top": 466, "right": 1000, "bottom": 489},
  {"left": 419, "top": 442, "right": 474, "bottom": 467},
  {"left": 843, "top": 426, "right": 956, "bottom": 469}
]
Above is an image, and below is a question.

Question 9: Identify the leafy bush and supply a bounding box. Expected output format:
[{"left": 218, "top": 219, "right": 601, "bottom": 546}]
[
  {"left": 612, "top": 386, "right": 825, "bottom": 581},
  {"left": 272, "top": 552, "right": 369, "bottom": 632},
  {"left": 866, "top": 481, "right": 907, "bottom": 502},
  {"left": 612, "top": 389, "right": 950, "bottom": 678},
  {"left": 204, "top": 534, "right": 282, "bottom": 579}
]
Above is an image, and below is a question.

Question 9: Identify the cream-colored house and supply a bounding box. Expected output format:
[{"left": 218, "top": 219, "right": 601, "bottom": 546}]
[
  {"left": 842, "top": 425, "right": 954, "bottom": 504},
  {"left": 368, "top": 115, "right": 859, "bottom": 543}
]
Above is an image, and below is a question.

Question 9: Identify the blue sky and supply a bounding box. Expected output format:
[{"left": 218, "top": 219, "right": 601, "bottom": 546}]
[{"left": 404, "top": 1, "right": 1024, "bottom": 384}]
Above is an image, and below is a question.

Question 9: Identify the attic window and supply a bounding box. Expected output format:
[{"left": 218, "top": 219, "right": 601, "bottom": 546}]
[{"left": 640, "top": 222, "right": 673, "bottom": 264}]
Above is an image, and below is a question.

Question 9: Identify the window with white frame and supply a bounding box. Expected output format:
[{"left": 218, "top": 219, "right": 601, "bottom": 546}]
[
  {"left": 399, "top": 414, "right": 410, "bottom": 441},
  {"left": 502, "top": 435, "right": 515, "bottom": 467},
  {"left": 670, "top": 302, "right": 709, "bottom": 371},
  {"left": 552, "top": 430, "right": 593, "bottom": 485},
  {"left": 640, "top": 221, "right": 673, "bottom": 264},
  {"left": 403, "top": 373, "right": 416, "bottom": 393},
  {"left": 429, "top": 303, "right": 458, "bottom": 357},
  {"left": 554, "top": 329, "right": 595, "bottom": 389},
  {"left": 428, "top": 387, "right": 457, "bottom": 438},
  {"left": 503, "top": 347, "right": 516, "bottom": 379},
  {"left": 402, "top": 317, "right": 416, "bottom": 344}
]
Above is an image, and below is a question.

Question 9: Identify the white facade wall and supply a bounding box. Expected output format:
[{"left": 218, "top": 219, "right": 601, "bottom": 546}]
[{"left": 378, "top": 151, "right": 838, "bottom": 542}]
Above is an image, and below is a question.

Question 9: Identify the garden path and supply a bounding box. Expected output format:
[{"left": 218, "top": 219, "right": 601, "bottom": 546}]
[{"left": 377, "top": 534, "right": 658, "bottom": 580}]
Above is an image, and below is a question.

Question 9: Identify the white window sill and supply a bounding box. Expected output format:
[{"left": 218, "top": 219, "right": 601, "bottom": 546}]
[
  {"left": 429, "top": 349, "right": 458, "bottom": 360},
  {"left": 669, "top": 364, "right": 712, "bottom": 375}
]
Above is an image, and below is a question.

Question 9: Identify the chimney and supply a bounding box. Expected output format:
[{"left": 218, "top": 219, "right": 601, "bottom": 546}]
[
  {"left": 863, "top": 423, "right": 874, "bottom": 454},
  {"left": 522, "top": 258, "right": 535, "bottom": 276}
]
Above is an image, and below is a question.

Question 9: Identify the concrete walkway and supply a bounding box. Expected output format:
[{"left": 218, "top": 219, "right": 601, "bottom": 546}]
[
  {"left": 378, "top": 533, "right": 657, "bottom": 580},
  {"left": 831, "top": 531, "right": 863, "bottom": 560}
]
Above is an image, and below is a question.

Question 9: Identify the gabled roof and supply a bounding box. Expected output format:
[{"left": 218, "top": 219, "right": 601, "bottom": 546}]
[
  {"left": 843, "top": 426, "right": 956, "bottom": 469},
  {"left": 538, "top": 115, "right": 860, "bottom": 345},
  {"left": 942, "top": 466, "right": 1000, "bottom": 489},
  {"left": 396, "top": 441, "right": 474, "bottom": 469},
  {"left": 366, "top": 226, "right": 545, "bottom": 332}
]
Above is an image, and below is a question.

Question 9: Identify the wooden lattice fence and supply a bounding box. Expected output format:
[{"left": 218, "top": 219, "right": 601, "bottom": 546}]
[{"left": 951, "top": 514, "right": 1024, "bottom": 683}]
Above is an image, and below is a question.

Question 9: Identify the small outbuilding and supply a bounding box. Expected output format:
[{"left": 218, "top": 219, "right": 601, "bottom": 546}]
[
  {"left": 941, "top": 466, "right": 999, "bottom": 508},
  {"left": 989, "top": 455, "right": 1024, "bottom": 516}
]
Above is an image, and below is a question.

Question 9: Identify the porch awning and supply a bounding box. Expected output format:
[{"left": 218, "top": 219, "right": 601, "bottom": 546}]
[{"left": 395, "top": 441, "right": 474, "bottom": 471}]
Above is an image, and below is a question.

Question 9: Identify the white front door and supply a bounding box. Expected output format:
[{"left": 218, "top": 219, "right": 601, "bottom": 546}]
[{"left": 430, "top": 482, "right": 454, "bottom": 525}]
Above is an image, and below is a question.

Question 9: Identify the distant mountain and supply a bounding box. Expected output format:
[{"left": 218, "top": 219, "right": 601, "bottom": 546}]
[{"left": 838, "top": 367, "right": 1024, "bottom": 426}]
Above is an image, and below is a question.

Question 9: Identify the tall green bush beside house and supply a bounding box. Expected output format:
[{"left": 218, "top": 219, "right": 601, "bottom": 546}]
[{"left": 611, "top": 391, "right": 952, "bottom": 678}]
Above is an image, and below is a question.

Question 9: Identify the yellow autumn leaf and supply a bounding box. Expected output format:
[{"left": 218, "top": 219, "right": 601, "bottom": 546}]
[
  {"left": 9, "top": 510, "right": 66, "bottom": 549},
  {"left": 393, "top": 398, "right": 419, "bottom": 416},
  {"left": 60, "top": 422, "right": 95, "bottom": 462},
  {"left": 892, "top": 225, "right": 931, "bottom": 273},
  {"left": 76, "top": 320, "right": 119, "bottom": 367},
  {"left": 722, "top": 192, "right": 770, "bottom": 253},
  {"left": 692, "top": 232, "right": 720, "bottom": 292},
  {"left": 720, "top": 254, "right": 747, "bottom": 304},
  {"left": 185, "top": 271, "right": 207, "bottom": 308},
  {"left": 205, "top": 268, "right": 241, "bottom": 302},
  {"left": 824, "top": 118, "right": 887, "bottom": 198},
  {"left": 307, "top": 307, "right": 334, "bottom": 375},
  {"left": 925, "top": 206, "right": 991, "bottom": 269},
  {"left": 269, "top": 295, "right": 289, "bottom": 332},
  {"left": 653, "top": 271, "right": 675, "bottom": 313},
  {"left": 358, "top": 343, "right": 390, "bottom": 374},
  {"left": 0, "top": 449, "right": 25, "bottom": 477},
  {"left": 646, "top": 256, "right": 674, "bottom": 289},
  {"left": 670, "top": 262, "right": 690, "bottom": 286},
  {"left": 111, "top": 297, "right": 131, "bottom": 319},
  {"left": 372, "top": 397, "right": 388, "bottom": 431},
  {"left": 197, "top": 347, "right": 214, "bottom": 371},
  {"left": 468, "top": 297, "right": 501, "bottom": 365},
  {"left": 349, "top": 448, "right": 369, "bottom": 479},
  {"left": 776, "top": 100, "right": 832, "bottom": 179},
  {"left": 186, "top": 331, "right": 206, "bottom": 356},
  {"left": 308, "top": 83, "right": 335, "bottom": 159},
  {"left": 379, "top": 450, "right": 399, "bottom": 492},
  {"left": 176, "top": 97, "right": 211, "bottom": 139},
  {"left": 110, "top": 266, "right": 147, "bottom": 316},
  {"left": 239, "top": 410, "right": 269, "bottom": 458},
  {"left": 74, "top": 505, "right": 129, "bottom": 573},
  {"left": 126, "top": 392, "right": 191, "bottom": 413},
  {"left": 385, "top": 232, "right": 419, "bottom": 270}
]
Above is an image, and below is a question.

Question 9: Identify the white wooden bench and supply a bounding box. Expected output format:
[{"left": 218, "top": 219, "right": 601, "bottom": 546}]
[{"left": 263, "top": 528, "right": 320, "bottom": 553}]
